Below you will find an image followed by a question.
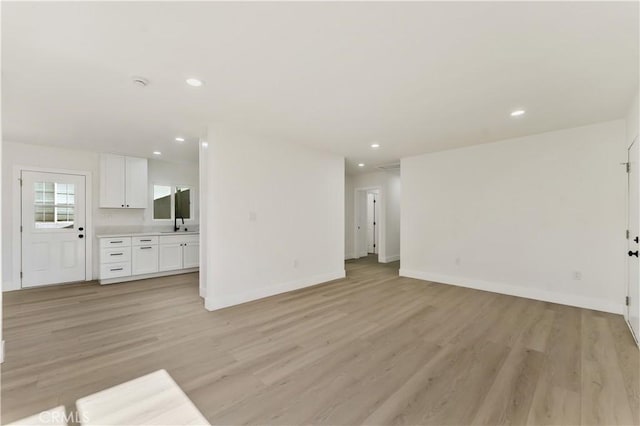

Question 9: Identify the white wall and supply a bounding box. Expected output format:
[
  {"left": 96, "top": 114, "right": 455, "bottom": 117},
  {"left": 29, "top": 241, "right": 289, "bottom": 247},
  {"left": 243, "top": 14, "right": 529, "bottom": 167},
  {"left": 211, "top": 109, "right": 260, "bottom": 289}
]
[
  {"left": 401, "top": 120, "right": 627, "bottom": 314},
  {"left": 345, "top": 171, "right": 401, "bottom": 262},
  {"left": 2, "top": 141, "right": 198, "bottom": 290},
  {"left": 627, "top": 92, "right": 639, "bottom": 146},
  {"left": 202, "top": 124, "right": 345, "bottom": 311},
  {"left": 1, "top": 105, "right": 3, "bottom": 360}
]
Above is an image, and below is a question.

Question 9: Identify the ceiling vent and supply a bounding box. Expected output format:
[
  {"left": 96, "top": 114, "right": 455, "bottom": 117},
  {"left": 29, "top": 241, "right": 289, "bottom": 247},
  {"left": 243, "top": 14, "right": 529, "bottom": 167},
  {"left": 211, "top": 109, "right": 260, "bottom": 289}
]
[
  {"left": 377, "top": 162, "right": 401, "bottom": 172},
  {"left": 132, "top": 76, "right": 149, "bottom": 87}
]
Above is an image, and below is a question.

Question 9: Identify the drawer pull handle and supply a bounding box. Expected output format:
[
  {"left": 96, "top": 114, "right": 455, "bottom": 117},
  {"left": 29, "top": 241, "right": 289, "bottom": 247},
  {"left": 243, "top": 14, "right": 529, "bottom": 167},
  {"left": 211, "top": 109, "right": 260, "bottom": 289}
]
[
  {"left": 140, "top": 239, "right": 152, "bottom": 242},
  {"left": 110, "top": 253, "right": 123, "bottom": 256},
  {"left": 110, "top": 241, "right": 123, "bottom": 244},
  {"left": 110, "top": 268, "right": 123, "bottom": 271},
  {"left": 141, "top": 247, "right": 153, "bottom": 250}
]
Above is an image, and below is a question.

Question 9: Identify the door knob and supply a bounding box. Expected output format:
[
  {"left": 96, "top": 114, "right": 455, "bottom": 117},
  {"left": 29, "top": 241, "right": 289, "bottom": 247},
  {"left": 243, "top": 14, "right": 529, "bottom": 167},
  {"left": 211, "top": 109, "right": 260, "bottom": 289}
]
[
  {"left": 79, "top": 235, "right": 84, "bottom": 239},
  {"left": 634, "top": 236, "right": 639, "bottom": 243},
  {"left": 629, "top": 250, "right": 638, "bottom": 257}
]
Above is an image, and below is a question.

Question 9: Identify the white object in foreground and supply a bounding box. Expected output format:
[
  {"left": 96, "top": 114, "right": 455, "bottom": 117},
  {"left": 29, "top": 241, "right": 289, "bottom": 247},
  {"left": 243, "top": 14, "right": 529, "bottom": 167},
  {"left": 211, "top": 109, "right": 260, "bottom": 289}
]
[{"left": 76, "top": 370, "right": 210, "bottom": 426}]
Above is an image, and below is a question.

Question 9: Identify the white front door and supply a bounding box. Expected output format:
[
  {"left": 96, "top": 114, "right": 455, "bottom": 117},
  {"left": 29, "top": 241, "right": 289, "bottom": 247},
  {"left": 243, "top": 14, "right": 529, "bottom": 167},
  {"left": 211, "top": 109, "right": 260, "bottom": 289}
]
[
  {"left": 628, "top": 139, "right": 640, "bottom": 344},
  {"left": 21, "top": 170, "right": 87, "bottom": 288}
]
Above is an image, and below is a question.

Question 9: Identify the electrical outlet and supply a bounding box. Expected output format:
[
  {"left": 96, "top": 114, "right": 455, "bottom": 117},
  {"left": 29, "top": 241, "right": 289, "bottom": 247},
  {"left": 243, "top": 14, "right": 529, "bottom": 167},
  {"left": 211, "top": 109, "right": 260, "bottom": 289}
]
[{"left": 573, "top": 271, "right": 582, "bottom": 280}]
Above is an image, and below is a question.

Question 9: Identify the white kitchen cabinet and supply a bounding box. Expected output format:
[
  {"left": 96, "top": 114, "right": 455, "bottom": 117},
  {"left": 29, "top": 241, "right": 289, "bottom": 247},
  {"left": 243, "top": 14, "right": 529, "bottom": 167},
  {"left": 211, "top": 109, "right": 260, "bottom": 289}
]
[
  {"left": 132, "top": 245, "right": 159, "bottom": 275},
  {"left": 125, "top": 156, "right": 148, "bottom": 208},
  {"left": 99, "top": 154, "right": 126, "bottom": 208},
  {"left": 98, "top": 233, "right": 199, "bottom": 284},
  {"left": 159, "top": 243, "right": 183, "bottom": 272},
  {"left": 99, "top": 153, "right": 148, "bottom": 208},
  {"left": 183, "top": 242, "right": 199, "bottom": 268}
]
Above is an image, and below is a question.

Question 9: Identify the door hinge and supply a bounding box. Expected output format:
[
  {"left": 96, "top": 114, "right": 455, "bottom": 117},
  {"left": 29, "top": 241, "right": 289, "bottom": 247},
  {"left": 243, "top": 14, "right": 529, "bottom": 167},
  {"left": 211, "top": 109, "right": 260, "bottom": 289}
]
[
  {"left": 20, "top": 225, "right": 23, "bottom": 233},
  {"left": 626, "top": 296, "right": 630, "bottom": 306},
  {"left": 627, "top": 229, "right": 630, "bottom": 239},
  {"left": 18, "top": 178, "right": 23, "bottom": 186},
  {"left": 20, "top": 271, "right": 23, "bottom": 279}
]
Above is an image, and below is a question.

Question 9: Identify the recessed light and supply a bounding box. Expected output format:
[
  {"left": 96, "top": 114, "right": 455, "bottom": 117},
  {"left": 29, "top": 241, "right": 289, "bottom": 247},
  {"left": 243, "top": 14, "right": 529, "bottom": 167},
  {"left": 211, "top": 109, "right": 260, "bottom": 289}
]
[
  {"left": 153, "top": 151, "right": 162, "bottom": 155},
  {"left": 510, "top": 109, "right": 525, "bottom": 117},
  {"left": 201, "top": 142, "right": 208, "bottom": 148},
  {"left": 358, "top": 163, "right": 365, "bottom": 167},
  {"left": 371, "top": 143, "right": 380, "bottom": 149},
  {"left": 186, "top": 78, "right": 204, "bottom": 87},
  {"left": 175, "top": 137, "right": 185, "bottom": 142}
]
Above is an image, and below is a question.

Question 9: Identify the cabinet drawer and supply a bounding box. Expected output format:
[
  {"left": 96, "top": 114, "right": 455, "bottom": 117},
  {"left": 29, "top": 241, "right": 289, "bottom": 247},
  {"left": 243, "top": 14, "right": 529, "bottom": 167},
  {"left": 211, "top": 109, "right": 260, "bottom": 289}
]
[
  {"left": 101, "top": 247, "right": 131, "bottom": 264},
  {"left": 132, "top": 236, "right": 158, "bottom": 246},
  {"left": 100, "top": 262, "right": 131, "bottom": 279},
  {"left": 159, "top": 234, "right": 199, "bottom": 245},
  {"left": 99, "top": 237, "right": 132, "bottom": 249}
]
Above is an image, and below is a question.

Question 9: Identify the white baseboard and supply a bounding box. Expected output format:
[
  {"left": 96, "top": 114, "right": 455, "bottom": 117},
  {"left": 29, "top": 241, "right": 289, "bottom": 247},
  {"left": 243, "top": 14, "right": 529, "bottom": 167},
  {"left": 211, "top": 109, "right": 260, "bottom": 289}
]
[
  {"left": 0, "top": 340, "right": 4, "bottom": 363},
  {"left": 205, "top": 270, "right": 346, "bottom": 311},
  {"left": 380, "top": 254, "right": 400, "bottom": 263},
  {"left": 99, "top": 268, "right": 199, "bottom": 285},
  {"left": 399, "top": 269, "right": 624, "bottom": 315}
]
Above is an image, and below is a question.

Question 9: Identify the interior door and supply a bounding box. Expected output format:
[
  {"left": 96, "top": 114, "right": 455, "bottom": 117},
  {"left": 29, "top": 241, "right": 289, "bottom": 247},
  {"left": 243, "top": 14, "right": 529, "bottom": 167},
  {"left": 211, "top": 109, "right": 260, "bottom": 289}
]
[
  {"left": 367, "top": 192, "right": 377, "bottom": 254},
  {"left": 628, "top": 139, "right": 639, "bottom": 344},
  {"left": 21, "top": 170, "right": 86, "bottom": 288}
]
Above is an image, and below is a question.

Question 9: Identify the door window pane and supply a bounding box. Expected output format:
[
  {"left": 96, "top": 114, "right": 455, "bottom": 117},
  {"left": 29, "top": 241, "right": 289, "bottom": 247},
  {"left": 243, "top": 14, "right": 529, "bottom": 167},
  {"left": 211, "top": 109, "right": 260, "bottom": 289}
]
[{"left": 34, "top": 182, "right": 75, "bottom": 229}]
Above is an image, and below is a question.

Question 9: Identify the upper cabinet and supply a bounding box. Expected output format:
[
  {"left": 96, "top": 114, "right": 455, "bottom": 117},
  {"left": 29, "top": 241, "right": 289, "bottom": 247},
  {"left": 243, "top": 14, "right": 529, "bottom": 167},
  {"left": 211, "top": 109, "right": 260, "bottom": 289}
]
[
  {"left": 100, "top": 154, "right": 148, "bottom": 208},
  {"left": 125, "top": 156, "right": 148, "bottom": 208}
]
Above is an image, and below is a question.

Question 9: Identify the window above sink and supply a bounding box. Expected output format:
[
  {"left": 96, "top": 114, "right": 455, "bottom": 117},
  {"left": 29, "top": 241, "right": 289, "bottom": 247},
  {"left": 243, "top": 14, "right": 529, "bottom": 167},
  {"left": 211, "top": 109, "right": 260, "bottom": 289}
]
[{"left": 153, "top": 185, "right": 193, "bottom": 221}]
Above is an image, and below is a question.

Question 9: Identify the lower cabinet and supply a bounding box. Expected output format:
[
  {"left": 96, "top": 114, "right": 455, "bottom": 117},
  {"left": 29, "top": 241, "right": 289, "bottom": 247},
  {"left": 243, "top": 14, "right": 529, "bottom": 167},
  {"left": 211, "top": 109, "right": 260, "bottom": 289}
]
[
  {"left": 159, "top": 243, "right": 183, "bottom": 272},
  {"left": 98, "top": 233, "right": 199, "bottom": 284},
  {"left": 132, "top": 245, "right": 159, "bottom": 275},
  {"left": 183, "top": 242, "right": 200, "bottom": 268},
  {"left": 159, "top": 240, "right": 200, "bottom": 271}
]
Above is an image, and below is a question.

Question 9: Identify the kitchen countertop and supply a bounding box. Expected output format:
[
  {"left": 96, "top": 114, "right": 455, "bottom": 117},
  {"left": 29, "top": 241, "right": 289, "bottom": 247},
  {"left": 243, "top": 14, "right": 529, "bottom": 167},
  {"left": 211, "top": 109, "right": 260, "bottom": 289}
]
[{"left": 95, "top": 226, "right": 199, "bottom": 239}]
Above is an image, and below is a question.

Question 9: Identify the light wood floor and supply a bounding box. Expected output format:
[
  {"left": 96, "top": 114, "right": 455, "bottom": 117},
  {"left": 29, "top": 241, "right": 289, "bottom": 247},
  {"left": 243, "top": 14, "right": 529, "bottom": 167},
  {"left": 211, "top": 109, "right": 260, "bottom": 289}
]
[{"left": 2, "top": 256, "right": 638, "bottom": 425}]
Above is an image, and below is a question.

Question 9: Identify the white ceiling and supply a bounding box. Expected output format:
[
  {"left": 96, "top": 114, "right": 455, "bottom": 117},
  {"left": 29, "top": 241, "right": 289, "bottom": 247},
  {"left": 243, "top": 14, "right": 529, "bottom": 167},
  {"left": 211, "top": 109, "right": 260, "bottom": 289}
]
[{"left": 3, "top": 2, "right": 638, "bottom": 173}]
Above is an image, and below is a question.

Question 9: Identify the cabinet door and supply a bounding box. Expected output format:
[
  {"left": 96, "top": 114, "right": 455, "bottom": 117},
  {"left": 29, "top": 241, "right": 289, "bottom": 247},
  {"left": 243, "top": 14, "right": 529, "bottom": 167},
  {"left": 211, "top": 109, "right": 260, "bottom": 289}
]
[
  {"left": 125, "top": 156, "right": 148, "bottom": 208},
  {"left": 159, "top": 243, "right": 183, "bottom": 272},
  {"left": 99, "top": 154, "right": 126, "bottom": 208},
  {"left": 183, "top": 242, "right": 199, "bottom": 268},
  {"left": 132, "top": 245, "right": 159, "bottom": 275}
]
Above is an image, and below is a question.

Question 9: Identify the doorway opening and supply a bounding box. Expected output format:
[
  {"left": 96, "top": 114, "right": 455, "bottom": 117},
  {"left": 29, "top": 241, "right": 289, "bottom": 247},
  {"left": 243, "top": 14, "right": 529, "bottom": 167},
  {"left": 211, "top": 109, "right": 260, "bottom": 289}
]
[
  {"left": 354, "top": 186, "right": 385, "bottom": 263},
  {"left": 366, "top": 190, "right": 379, "bottom": 256}
]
